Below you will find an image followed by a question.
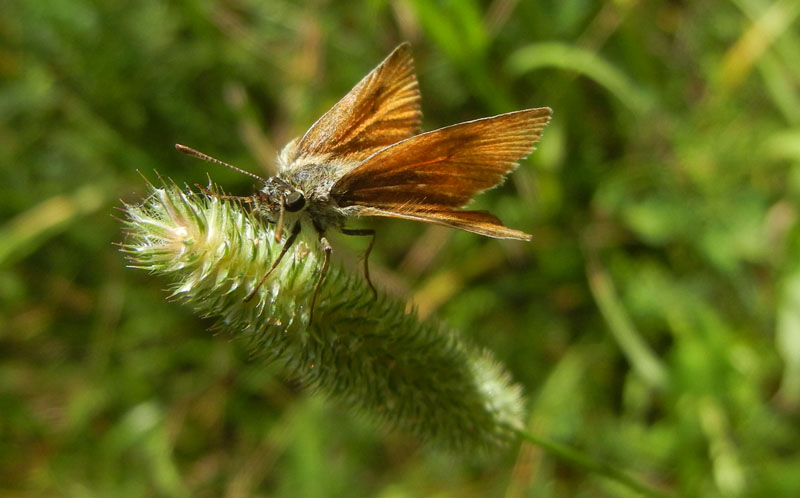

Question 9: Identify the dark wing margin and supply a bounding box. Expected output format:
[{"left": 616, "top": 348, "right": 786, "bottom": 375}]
[
  {"left": 287, "top": 42, "right": 422, "bottom": 166},
  {"left": 330, "top": 107, "right": 550, "bottom": 239}
]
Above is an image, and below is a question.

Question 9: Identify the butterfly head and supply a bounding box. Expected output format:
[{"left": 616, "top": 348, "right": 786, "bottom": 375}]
[
  {"left": 254, "top": 177, "right": 307, "bottom": 241},
  {"left": 254, "top": 177, "right": 306, "bottom": 219}
]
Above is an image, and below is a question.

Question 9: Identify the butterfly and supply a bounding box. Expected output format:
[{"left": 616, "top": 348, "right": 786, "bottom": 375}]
[{"left": 177, "top": 42, "right": 551, "bottom": 322}]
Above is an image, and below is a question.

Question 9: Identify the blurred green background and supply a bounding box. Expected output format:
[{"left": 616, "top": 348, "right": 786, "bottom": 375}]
[{"left": 3, "top": 0, "right": 800, "bottom": 496}]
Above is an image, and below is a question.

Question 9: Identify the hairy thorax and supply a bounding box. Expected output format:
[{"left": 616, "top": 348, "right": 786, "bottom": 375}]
[{"left": 287, "top": 163, "right": 349, "bottom": 231}]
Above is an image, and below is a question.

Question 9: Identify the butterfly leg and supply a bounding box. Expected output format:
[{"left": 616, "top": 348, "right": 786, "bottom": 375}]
[
  {"left": 340, "top": 228, "right": 377, "bottom": 299},
  {"left": 308, "top": 233, "right": 332, "bottom": 325},
  {"left": 194, "top": 184, "right": 253, "bottom": 203},
  {"left": 244, "top": 222, "right": 301, "bottom": 302}
]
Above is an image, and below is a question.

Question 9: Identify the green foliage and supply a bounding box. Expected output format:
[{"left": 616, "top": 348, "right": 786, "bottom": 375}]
[{"left": 2, "top": 0, "right": 800, "bottom": 496}]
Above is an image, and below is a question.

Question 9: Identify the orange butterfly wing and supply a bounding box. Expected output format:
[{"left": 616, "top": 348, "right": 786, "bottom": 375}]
[
  {"left": 354, "top": 207, "right": 533, "bottom": 240},
  {"left": 330, "top": 108, "right": 551, "bottom": 239},
  {"left": 283, "top": 42, "right": 421, "bottom": 170}
]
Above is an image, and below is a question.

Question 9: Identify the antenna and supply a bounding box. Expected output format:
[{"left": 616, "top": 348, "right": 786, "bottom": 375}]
[{"left": 175, "top": 144, "right": 267, "bottom": 183}]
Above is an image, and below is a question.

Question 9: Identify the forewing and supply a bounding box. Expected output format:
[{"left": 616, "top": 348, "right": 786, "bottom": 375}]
[
  {"left": 331, "top": 107, "right": 551, "bottom": 210},
  {"left": 283, "top": 42, "right": 421, "bottom": 172},
  {"left": 357, "top": 206, "right": 532, "bottom": 240}
]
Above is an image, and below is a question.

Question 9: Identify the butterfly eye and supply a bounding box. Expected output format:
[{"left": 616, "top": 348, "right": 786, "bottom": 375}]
[{"left": 284, "top": 191, "right": 306, "bottom": 212}]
